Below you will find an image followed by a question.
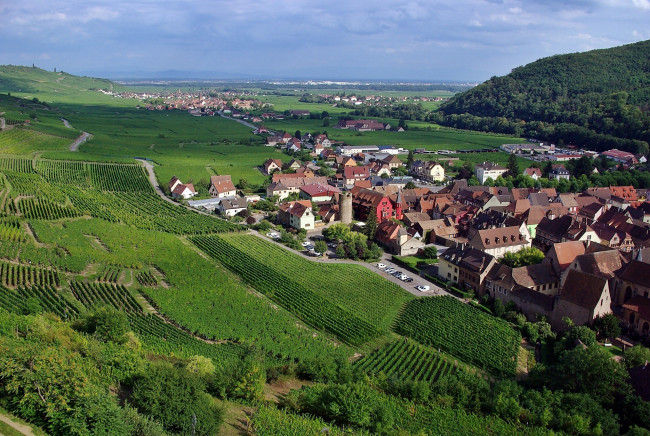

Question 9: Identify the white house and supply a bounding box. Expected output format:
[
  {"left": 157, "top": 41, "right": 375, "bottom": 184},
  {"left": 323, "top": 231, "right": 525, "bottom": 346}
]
[
  {"left": 217, "top": 197, "right": 248, "bottom": 216},
  {"left": 209, "top": 175, "right": 236, "bottom": 198},
  {"left": 475, "top": 162, "right": 508, "bottom": 185}
]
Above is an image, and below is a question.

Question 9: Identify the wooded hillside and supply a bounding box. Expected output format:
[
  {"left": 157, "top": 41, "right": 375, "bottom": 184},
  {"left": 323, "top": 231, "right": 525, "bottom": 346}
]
[{"left": 432, "top": 39, "right": 650, "bottom": 155}]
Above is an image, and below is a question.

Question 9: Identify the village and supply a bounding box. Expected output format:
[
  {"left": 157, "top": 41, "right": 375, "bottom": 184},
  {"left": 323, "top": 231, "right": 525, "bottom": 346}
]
[{"left": 163, "top": 125, "right": 650, "bottom": 346}]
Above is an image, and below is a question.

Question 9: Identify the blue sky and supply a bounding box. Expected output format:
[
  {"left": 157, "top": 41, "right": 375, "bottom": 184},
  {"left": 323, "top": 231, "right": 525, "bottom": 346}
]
[{"left": 1, "top": 0, "right": 649, "bottom": 81}]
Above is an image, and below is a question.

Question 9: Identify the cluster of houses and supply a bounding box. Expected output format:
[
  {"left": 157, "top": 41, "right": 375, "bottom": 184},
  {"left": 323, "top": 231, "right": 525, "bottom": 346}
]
[
  {"left": 425, "top": 179, "right": 650, "bottom": 335},
  {"left": 170, "top": 174, "right": 252, "bottom": 217}
]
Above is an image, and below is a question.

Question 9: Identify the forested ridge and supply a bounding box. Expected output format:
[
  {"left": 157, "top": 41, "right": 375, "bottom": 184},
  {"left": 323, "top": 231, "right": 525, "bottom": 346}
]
[{"left": 432, "top": 39, "right": 650, "bottom": 155}]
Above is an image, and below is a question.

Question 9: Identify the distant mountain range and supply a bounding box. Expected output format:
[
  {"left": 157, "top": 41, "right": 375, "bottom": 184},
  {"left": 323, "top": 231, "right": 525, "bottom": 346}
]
[{"left": 433, "top": 39, "right": 650, "bottom": 156}]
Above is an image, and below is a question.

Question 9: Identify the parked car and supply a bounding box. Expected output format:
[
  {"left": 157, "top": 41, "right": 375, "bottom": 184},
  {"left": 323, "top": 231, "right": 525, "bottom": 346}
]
[
  {"left": 301, "top": 241, "right": 311, "bottom": 247},
  {"left": 376, "top": 263, "right": 386, "bottom": 269},
  {"left": 385, "top": 268, "right": 395, "bottom": 273},
  {"left": 415, "top": 285, "right": 430, "bottom": 292},
  {"left": 405, "top": 278, "right": 413, "bottom": 283}
]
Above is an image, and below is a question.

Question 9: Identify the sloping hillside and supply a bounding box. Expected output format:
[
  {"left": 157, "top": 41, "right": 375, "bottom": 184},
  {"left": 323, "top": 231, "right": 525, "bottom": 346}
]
[
  {"left": 433, "top": 40, "right": 650, "bottom": 155},
  {"left": 0, "top": 65, "right": 118, "bottom": 95}
]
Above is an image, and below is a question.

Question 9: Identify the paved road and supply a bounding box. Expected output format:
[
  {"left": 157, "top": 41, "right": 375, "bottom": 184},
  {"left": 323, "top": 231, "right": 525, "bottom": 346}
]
[
  {"left": 69, "top": 131, "right": 91, "bottom": 151},
  {"left": 217, "top": 111, "right": 257, "bottom": 129},
  {"left": 0, "top": 412, "right": 37, "bottom": 436},
  {"left": 252, "top": 229, "right": 451, "bottom": 298}
]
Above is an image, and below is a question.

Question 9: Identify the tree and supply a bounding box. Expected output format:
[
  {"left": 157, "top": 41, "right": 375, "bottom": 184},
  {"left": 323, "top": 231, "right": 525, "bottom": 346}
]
[
  {"left": 314, "top": 240, "right": 327, "bottom": 255},
  {"left": 132, "top": 361, "right": 223, "bottom": 435},
  {"left": 507, "top": 153, "right": 519, "bottom": 176},
  {"left": 335, "top": 244, "right": 347, "bottom": 258},
  {"left": 295, "top": 130, "right": 301, "bottom": 139},
  {"left": 544, "top": 346, "right": 631, "bottom": 405},
  {"left": 566, "top": 325, "right": 597, "bottom": 347},
  {"left": 623, "top": 345, "right": 650, "bottom": 369},
  {"left": 322, "top": 117, "right": 330, "bottom": 127},
  {"left": 77, "top": 306, "right": 130, "bottom": 343},
  {"left": 405, "top": 181, "right": 417, "bottom": 189},
  {"left": 323, "top": 223, "right": 351, "bottom": 241},
  {"left": 365, "top": 207, "right": 378, "bottom": 240},
  {"left": 236, "top": 178, "right": 249, "bottom": 189},
  {"left": 500, "top": 247, "right": 544, "bottom": 267},
  {"left": 422, "top": 245, "right": 438, "bottom": 259},
  {"left": 593, "top": 313, "right": 621, "bottom": 340}
]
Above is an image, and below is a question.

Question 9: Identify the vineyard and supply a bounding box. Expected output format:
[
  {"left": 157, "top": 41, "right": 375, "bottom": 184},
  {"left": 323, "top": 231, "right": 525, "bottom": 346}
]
[
  {"left": 0, "top": 156, "right": 241, "bottom": 234},
  {"left": 18, "top": 197, "right": 82, "bottom": 220},
  {"left": 191, "top": 234, "right": 382, "bottom": 346},
  {"left": 395, "top": 297, "right": 521, "bottom": 376},
  {"left": 97, "top": 265, "right": 122, "bottom": 283},
  {"left": 136, "top": 271, "right": 158, "bottom": 287},
  {"left": 0, "top": 128, "right": 71, "bottom": 154},
  {"left": 0, "top": 217, "right": 26, "bottom": 242},
  {"left": 209, "top": 233, "right": 412, "bottom": 330},
  {"left": 69, "top": 281, "right": 142, "bottom": 313},
  {"left": 0, "top": 284, "right": 78, "bottom": 319},
  {"left": 0, "top": 260, "right": 60, "bottom": 288},
  {"left": 127, "top": 313, "right": 245, "bottom": 365},
  {"left": 354, "top": 340, "right": 460, "bottom": 383}
]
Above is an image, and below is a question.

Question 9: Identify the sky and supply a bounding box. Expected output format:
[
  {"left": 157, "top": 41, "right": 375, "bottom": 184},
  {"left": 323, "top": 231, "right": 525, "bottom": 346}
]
[{"left": 1, "top": 0, "right": 650, "bottom": 82}]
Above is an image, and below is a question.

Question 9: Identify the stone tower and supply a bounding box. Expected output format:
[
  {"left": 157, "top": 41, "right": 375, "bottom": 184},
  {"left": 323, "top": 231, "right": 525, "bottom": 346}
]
[{"left": 340, "top": 192, "right": 353, "bottom": 225}]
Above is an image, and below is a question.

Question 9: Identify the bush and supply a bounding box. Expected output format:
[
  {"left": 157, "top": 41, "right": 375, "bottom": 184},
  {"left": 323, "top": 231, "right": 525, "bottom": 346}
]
[
  {"left": 131, "top": 361, "right": 223, "bottom": 435},
  {"left": 75, "top": 306, "right": 129, "bottom": 343}
]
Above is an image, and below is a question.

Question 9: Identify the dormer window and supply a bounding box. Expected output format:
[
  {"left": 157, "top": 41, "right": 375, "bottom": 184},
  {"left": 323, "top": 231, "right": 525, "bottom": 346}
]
[
  {"left": 495, "top": 237, "right": 500, "bottom": 243},
  {"left": 485, "top": 238, "right": 490, "bottom": 245}
]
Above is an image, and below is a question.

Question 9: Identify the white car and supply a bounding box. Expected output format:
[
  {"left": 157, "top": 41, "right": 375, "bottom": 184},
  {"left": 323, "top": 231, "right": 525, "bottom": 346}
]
[
  {"left": 376, "top": 263, "right": 387, "bottom": 269},
  {"left": 415, "top": 285, "right": 430, "bottom": 292},
  {"left": 301, "top": 241, "right": 311, "bottom": 247}
]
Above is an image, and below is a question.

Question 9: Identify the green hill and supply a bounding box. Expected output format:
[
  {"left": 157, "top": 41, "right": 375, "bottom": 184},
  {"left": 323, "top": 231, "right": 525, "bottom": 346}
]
[
  {"left": 0, "top": 65, "right": 117, "bottom": 93},
  {"left": 433, "top": 39, "right": 650, "bottom": 155}
]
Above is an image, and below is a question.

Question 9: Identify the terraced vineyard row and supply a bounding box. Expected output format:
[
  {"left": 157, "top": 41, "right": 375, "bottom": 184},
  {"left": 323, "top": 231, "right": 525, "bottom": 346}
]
[
  {"left": 98, "top": 266, "right": 121, "bottom": 283},
  {"left": 0, "top": 285, "right": 78, "bottom": 319},
  {"left": 0, "top": 128, "right": 70, "bottom": 154},
  {"left": 355, "top": 340, "right": 459, "bottom": 383},
  {"left": 191, "top": 235, "right": 381, "bottom": 346},
  {"left": 0, "top": 261, "right": 60, "bottom": 288},
  {"left": 0, "top": 157, "right": 35, "bottom": 173},
  {"left": 69, "top": 281, "right": 142, "bottom": 313},
  {"left": 127, "top": 313, "right": 245, "bottom": 365},
  {"left": 136, "top": 271, "right": 158, "bottom": 286},
  {"left": 4, "top": 168, "right": 240, "bottom": 234},
  {"left": 217, "top": 233, "right": 412, "bottom": 329},
  {"left": 395, "top": 297, "right": 520, "bottom": 377},
  {"left": 0, "top": 217, "right": 26, "bottom": 242},
  {"left": 18, "top": 197, "right": 82, "bottom": 220},
  {"left": 35, "top": 160, "right": 89, "bottom": 187}
]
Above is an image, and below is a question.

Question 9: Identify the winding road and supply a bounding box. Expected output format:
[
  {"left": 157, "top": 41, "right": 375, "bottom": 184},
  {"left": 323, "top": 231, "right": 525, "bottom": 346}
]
[
  {"left": 62, "top": 118, "right": 92, "bottom": 151},
  {"left": 69, "top": 131, "right": 91, "bottom": 151}
]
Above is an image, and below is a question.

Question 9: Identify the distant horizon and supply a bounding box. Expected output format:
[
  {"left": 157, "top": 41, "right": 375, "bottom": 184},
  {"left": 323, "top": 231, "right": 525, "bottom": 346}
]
[{"left": 2, "top": 1, "right": 649, "bottom": 83}]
